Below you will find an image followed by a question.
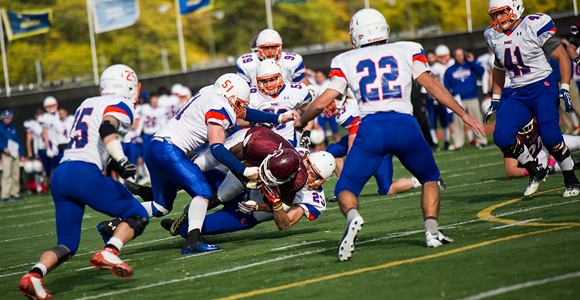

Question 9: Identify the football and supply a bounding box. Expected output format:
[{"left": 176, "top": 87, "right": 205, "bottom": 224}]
[{"left": 245, "top": 200, "right": 257, "bottom": 206}]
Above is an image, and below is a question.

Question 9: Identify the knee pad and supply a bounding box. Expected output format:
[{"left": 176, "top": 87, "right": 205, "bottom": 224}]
[
  {"left": 124, "top": 216, "right": 149, "bottom": 237},
  {"left": 49, "top": 245, "right": 73, "bottom": 266},
  {"left": 547, "top": 143, "right": 570, "bottom": 162},
  {"left": 500, "top": 141, "right": 524, "bottom": 160}
]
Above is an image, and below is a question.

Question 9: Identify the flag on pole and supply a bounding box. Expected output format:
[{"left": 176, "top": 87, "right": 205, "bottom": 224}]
[
  {"left": 273, "top": 0, "right": 308, "bottom": 4},
  {"left": 179, "top": 0, "right": 214, "bottom": 16},
  {"left": 1, "top": 9, "right": 52, "bottom": 41},
  {"left": 91, "top": 0, "right": 140, "bottom": 34}
]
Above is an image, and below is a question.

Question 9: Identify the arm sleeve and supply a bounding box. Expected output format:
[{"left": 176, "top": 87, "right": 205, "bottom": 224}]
[
  {"left": 209, "top": 143, "right": 246, "bottom": 175},
  {"left": 244, "top": 108, "right": 280, "bottom": 124},
  {"left": 542, "top": 36, "right": 561, "bottom": 56}
]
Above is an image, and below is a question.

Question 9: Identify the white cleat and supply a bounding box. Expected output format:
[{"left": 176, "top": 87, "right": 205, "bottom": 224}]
[
  {"left": 338, "top": 215, "right": 364, "bottom": 261},
  {"left": 523, "top": 168, "right": 548, "bottom": 196},
  {"left": 426, "top": 231, "right": 454, "bottom": 248},
  {"left": 562, "top": 184, "right": 580, "bottom": 197}
]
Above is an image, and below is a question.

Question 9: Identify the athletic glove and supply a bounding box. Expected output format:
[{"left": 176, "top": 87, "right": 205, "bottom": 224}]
[
  {"left": 117, "top": 157, "right": 136, "bottom": 179},
  {"left": 243, "top": 166, "right": 259, "bottom": 178},
  {"left": 483, "top": 95, "right": 501, "bottom": 124},
  {"left": 299, "top": 130, "right": 311, "bottom": 149},
  {"left": 262, "top": 184, "right": 282, "bottom": 211},
  {"left": 574, "top": 57, "right": 580, "bottom": 66},
  {"left": 560, "top": 83, "right": 572, "bottom": 113},
  {"left": 237, "top": 201, "right": 258, "bottom": 214}
]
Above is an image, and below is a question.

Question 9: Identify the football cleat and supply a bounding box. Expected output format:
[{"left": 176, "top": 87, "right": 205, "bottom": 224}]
[
  {"left": 338, "top": 215, "right": 364, "bottom": 261},
  {"left": 426, "top": 231, "right": 454, "bottom": 247},
  {"left": 181, "top": 241, "right": 221, "bottom": 255},
  {"left": 327, "top": 196, "right": 337, "bottom": 203},
  {"left": 125, "top": 180, "right": 154, "bottom": 202},
  {"left": 523, "top": 167, "right": 548, "bottom": 196},
  {"left": 160, "top": 219, "right": 175, "bottom": 232},
  {"left": 170, "top": 205, "right": 189, "bottom": 236},
  {"left": 96, "top": 218, "right": 122, "bottom": 244},
  {"left": 562, "top": 170, "right": 580, "bottom": 198},
  {"left": 437, "top": 178, "right": 447, "bottom": 190},
  {"left": 91, "top": 247, "right": 133, "bottom": 278},
  {"left": 19, "top": 273, "right": 52, "bottom": 300}
]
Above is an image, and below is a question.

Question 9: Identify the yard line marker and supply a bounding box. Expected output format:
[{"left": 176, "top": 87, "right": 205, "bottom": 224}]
[
  {"left": 173, "top": 250, "right": 223, "bottom": 260},
  {"left": 447, "top": 172, "right": 476, "bottom": 177},
  {"left": 491, "top": 218, "right": 542, "bottom": 229},
  {"left": 454, "top": 270, "right": 580, "bottom": 300},
  {"left": 271, "top": 240, "right": 326, "bottom": 251},
  {"left": 0, "top": 270, "right": 27, "bottom": 278},
  {"left": 214, "top": 226, "right": 573, "bottom": 300}
]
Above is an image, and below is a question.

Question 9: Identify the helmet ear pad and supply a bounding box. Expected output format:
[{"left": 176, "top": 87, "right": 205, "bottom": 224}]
[{"left": 259, "top": 148, "right": 301, "bottom": 186}]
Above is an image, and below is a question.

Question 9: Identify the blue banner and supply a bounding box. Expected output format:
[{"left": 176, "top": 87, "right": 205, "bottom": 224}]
[
  {"left": 1, "top": 9, "right": 52, "bottom": 41},
  {"left": 179, "top": 0, "right": 213, "bottom": 16},
  {"left": 91, "top": 0, "right": 140, "bottom": 34}
]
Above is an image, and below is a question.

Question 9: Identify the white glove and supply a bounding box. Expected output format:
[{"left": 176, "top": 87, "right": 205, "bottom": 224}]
[
  {"left": 243, "top": 166, "right": 259, "bottom": 178},
  {"left": 46, "top": 147, "right": 57, "bottom": 158},
  {"left": 307, "top": 84, "right": 317, "bottom": 100},
  {"left": 238, "top": 200, "right": 258, "bottom": 215}
]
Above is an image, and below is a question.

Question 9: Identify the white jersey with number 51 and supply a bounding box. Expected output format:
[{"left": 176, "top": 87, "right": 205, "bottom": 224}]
[{"left": 328, "top": 41, "right": 429, "bottom": 119}]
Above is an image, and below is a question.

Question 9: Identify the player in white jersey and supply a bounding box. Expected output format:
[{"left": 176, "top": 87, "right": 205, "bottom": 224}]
[
  {"left": 139, "top": 73, "right": 296, "bottom": 254},
  {"left": 246, "top": 59, "right": 312, "bottom": 146},
  {"left": 237, "top": 29, "right": 316, "bottom": 97},
  {"left": 483, "top": 0, "right": 580, "bottom": 197},
  {"left": 430, "top": 45, "right": 455, "bottom": 150},
  {"left": 18, "top": 65, "right": 150, "bottom": 300},
  {"left": 158, "top": 83, "right": 182, "bottom": 120},
  {"left": 139, "top": 94, "right": 167, "bottom": 146},
  {"left": 38, "top": 96, "right": 62, "bottom": 186},
  {"left": 57, "top": 107, "right": 75, "bottom": 151},
  {"left": 294, "top": 8, "right": 484, "bottom": 261},
  {"left": 24, "top": 108, "right": 45, "bottom": 159},
  {"left": 161, "top": 151, "right": 333, "bottom": 244}
]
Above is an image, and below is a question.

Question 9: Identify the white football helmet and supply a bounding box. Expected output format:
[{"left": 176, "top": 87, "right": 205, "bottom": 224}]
[
  {"left": 310, "top": 129, "right": 325, "bottom": 145},
  {"left": 178, "top": 86, "right": 192, "bottom": 99},
  {"left": 488, "top": 0, "right": 524, "bottom": 31},
  {"left": 305, "top": 151, "right": 335, "bottom": 189},
  {"left": 100, "top": 64, "right": 140, "bottom": 107},
  {"left": 171, "top": 83, "right": 183, "bottom": 95},
  {"left": 32, "top": 160, "right": 43, "bottom": 173},
  {"left": 43, "top": 96, "right": 58, "bottom": 113},
  {"left": 23, "top": 161, "right": 34, "bottom": 174},
  {"left": 256, "top": 29, "right": 283, "bottom": 61},
  {"left": 349, "top": 8, "right": 390, "bottom": 49},
  {"left": 434, "top": 45, "right": 450, "bottom": 56},
  {"left": 256, "top": 59, "right": 284, "bottom": 96},
  {"left": 214, "top": 73, "right": 250, "bottom": 118}
]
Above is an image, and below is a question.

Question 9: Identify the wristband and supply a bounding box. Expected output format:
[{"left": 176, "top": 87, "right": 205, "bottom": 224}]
[
  {"left": 272, "top": 200, "right": 283, "bottom": 211},
  {"left": 574, "top": 57, "right": 580, "bottom": 65},
  {"left": 492, "top": 94, "right": 501, "bottom": 101},
  {"left": 561, "top": 83, "right": 570, "bottom": 91}
]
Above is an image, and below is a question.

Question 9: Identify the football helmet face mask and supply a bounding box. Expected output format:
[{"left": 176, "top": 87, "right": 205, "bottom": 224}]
[
  {"left": 349, "top": 8, "right": 390, "bottom": 49},
  {"left": 305, "top": 151, "right": 335, "bottom": 189},
  {"left": 256, "top": 59, "right": 284, "bottom": 97},
  {"left": 214, "top": 73, "right": 251, "bottom": 118},
  {"left": 259, "top": 148, "right": 301, "bottom": 186},
  {"left": 488, "top": 0, "right": 524, "bottom": 32},
  {"left": 256, "top": 29, "right": 283, "bottom": 61},
  {"left": 518, "top": 119, "right": 534, "bottom": 135},
  {"left": 100, "top": 64, "right": 141, "bottom": 108}
]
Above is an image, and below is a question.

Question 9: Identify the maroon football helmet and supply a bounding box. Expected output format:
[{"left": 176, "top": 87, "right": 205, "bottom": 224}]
[{"left": 259, "top": 148, "right": 301, "bottom": 186}]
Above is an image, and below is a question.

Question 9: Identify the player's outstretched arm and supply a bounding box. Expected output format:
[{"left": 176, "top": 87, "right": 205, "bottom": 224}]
[
  {"left": 208, "top": 123, "right": 259, "bottom": 180},
  {"left": 101, "top": 116, "right": 136, "bottom": 179},
  {"left": 416, "top": 72, "right": 485, "bottom": 136},
  {"left": 551, "top": 46, "right": 572, "bottom": 85}
]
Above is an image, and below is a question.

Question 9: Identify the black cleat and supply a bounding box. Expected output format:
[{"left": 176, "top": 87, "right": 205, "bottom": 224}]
[
  {"left": 125, "top": 180, "right": 154, "bottom": 202},
  {"left": 170, "top": 205, "right": 189, "bottom": 236},
  {"left": 161, "top": 219, "right": 175, "bottom": 232},
  {"left": 97, "top": 217, "right": 122, "bottom": 244},
  {"left": 437, "top": 177, "right": 447, "bottom": 190}
]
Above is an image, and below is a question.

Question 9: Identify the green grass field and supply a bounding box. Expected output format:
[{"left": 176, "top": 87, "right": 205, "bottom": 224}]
[{"left": 1, "top": 141, "right": 580, "bottom": 300}]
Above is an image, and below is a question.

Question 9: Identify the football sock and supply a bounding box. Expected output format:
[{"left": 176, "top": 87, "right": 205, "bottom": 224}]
[
  {"left": 186, "top": 228, "right": 201, "bottom": 244},
  {"left": 430, "top": 129, "right": 438, "bottom": 144},
  {"left": 466, "top": 130, "right": 473, "bottom": 142},
  {"left": 412, "top": 177, "right": 421, "bottom": 188},
  {"left": 107, "top": 237, "right": 124, "bottom": 251},
  {"left": 424, "top": 217, "right": 438, "bottom": 235},
  {"left": 346, "top": 208, "right": 360, "bottom": 223},
  {"left": 31, "top": 263, "right": 47, "bottom": 277},
  {"left": 443, "top": 127, "right": 450, "bottom": 141},
  {"left": 188, "top": 197, "right": 208, "bottom": 233}
]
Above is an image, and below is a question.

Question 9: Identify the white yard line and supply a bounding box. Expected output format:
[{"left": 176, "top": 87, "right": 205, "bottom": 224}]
[
  {"left": 490, "top": 218, "right": 542, "bottom": 229},
  {"left": 454, "top": 271, "right": 580, "bottom": 300},
  {"left": 173, "top": 249, "right": 223, "bottom": 260},
  {"left": 271, "top": 240, "right": 326, "bottom": 251}
]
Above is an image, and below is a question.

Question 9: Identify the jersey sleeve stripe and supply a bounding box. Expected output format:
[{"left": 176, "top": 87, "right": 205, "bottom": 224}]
[
  {"left": 537, "top": 21, "right": 556, "bottom": 37},
  {"left": 303, "top": 203, "right": 322, "bottom": 220},
  {"left": 329, "top": 68, "right": 346, "bottom": 79},
  {"left": 293, "top": 61, "right": 306, "bottom": 74},
  {"left": 412, "top": 50, "right": 428, "bottom": 63},
  {"left": 103, "top": 102, "right": 134, "bottom": 123},
  {"left": 205, "top": 108, "right": 233, "bottom": 126},
  {"left": 342, "top": 116, "right": 361, "bottom": 128},
  {"left": 294, "top": 73, "right": 306, "bottom": 82},
  {"left": 236, "top": 65, "right": 247, "bottom": 76}
]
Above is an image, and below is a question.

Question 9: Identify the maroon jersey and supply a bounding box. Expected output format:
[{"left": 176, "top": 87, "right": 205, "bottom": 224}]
[
  {"left": 242, "top": 126, "right": 307, "bottom": 193},
  {"left": 514, "top": 122, "right": 542, "bottom": 159}
]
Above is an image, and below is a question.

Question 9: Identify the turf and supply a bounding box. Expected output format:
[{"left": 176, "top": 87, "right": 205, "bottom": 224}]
[{"left": 2, "top": 139, "right": 580, "bottom": 300}]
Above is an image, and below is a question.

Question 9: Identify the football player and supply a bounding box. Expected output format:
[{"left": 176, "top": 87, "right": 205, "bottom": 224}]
[
  {"left": 236, "top": 29, "right": 317, "bottom": 98},
  {"left": 294, "top": 8, "right": 484, "bottom": 261},
  {"left": 137, "top": 73, "right": 297, "bottom": 254},
  {"left": 504, "top": 119, "right": 580, "bottom": 178},
  {"left": 38, "top": 96, "right": 62, "bottom": 187},
  {"left": 18, "top": 65, "right": 149, "bottom": 300},
  {"left": 429, "top": 45, "right": 454, "bottom": 150},
  {"left": 236, "top": 59, "right": 312, "bottom": 146},
  {"left": 160, "top": 151, "right": 334, "bottom": 253},
  {"left": 483, "top": 0, "right": 580, "bottom": 197}
]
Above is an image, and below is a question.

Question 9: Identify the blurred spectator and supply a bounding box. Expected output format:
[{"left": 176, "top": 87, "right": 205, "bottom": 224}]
[
  {"left": 1, "top": 110, "right": 25, "bottom": 202},
  {"left": 444, "top": 47, "right": 487, "bottom": 149},
  {"left": 477, "top": 48, "right": 495, "bottom": 97}
]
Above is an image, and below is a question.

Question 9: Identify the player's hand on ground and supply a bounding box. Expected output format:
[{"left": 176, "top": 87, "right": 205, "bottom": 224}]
[
  {"left": 560, "top": 87, "right": 572, "bottom": 113},
  {"left": 118, "top": 157, "right": 137, "bottom": 178},
  {"left": 238, "top": 201, "right": 258, "bottom": 214},
  {"left": 483, "top": 98, "right": 500, "bottom": 124},
  {"left": 278, "top": 111, "right": 299, "bottom": 124},
  {"left": 462, "top": 113, "right": 486, "bottom": 137},
  {"left": 243, "top": 166, "right": 260, "bottom": 181}
]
